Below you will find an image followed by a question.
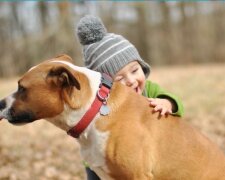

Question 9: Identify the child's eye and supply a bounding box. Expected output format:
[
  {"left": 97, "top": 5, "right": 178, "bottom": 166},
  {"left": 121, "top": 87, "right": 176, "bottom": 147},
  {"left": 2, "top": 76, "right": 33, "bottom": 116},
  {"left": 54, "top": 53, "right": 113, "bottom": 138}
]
[
  {"left": 132, "top": 68, "right": 138, "bottom": 74},
  {"left": 114, "top": 76, "right": 123, "bottom": 82}
]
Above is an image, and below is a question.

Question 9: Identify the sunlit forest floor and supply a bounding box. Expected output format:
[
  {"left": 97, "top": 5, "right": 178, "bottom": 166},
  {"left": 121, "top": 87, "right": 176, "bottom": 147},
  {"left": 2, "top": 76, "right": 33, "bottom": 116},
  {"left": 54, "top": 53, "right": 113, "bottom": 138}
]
[{"left": 0, "top": 63, "right": 225, "bottom": 179}]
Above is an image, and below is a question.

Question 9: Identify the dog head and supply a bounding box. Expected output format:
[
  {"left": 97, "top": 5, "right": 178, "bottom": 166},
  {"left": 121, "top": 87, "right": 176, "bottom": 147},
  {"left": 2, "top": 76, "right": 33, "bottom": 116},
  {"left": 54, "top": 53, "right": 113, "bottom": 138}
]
[{"left": 0, "top": 54, "right": 96, "bottom": 126}]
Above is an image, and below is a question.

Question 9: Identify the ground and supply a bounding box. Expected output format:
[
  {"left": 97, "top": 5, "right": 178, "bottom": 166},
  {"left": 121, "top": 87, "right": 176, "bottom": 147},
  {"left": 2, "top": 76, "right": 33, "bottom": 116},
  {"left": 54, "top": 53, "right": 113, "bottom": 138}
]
[{"left": 0, "top": 63, "right": 224, "bottom": 180}]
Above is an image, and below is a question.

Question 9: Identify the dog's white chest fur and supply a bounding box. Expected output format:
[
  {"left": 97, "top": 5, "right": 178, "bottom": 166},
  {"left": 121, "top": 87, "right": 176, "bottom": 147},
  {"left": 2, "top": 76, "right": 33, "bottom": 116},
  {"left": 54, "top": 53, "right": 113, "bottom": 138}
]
[{"left": 79, "top": 121, "right": 113, "bottom": 180}]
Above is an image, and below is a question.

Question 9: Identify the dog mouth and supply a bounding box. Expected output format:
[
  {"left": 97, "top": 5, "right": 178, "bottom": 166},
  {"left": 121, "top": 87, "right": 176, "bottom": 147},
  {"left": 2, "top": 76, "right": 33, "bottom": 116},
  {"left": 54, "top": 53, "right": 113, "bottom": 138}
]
[
  {"left": 6, "top": 108, "right": 36, "bottom": 124},
  {"left": 8, "top": 115, "right": 36, "bottom": 124}
]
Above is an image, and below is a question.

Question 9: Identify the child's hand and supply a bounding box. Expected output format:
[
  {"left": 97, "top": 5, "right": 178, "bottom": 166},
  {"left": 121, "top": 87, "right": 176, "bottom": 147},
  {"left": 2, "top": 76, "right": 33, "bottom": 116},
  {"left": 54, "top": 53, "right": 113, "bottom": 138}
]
[{"left": 148, "top": 98, "right": 173, "bottom": 116}]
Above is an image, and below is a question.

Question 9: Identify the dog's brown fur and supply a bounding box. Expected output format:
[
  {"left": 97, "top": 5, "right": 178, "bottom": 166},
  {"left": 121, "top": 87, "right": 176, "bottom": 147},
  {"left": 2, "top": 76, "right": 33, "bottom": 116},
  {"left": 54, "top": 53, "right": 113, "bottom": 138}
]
[{"left": 96, "top": 82, "right": 225, "bottom": 179}]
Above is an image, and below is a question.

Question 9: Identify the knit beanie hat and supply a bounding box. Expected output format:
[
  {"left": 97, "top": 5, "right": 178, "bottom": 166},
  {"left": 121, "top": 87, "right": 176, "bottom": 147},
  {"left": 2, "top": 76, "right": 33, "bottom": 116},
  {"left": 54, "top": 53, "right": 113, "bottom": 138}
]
[{"left": 76, "top": 15, "right": 150, "bottom": 78}]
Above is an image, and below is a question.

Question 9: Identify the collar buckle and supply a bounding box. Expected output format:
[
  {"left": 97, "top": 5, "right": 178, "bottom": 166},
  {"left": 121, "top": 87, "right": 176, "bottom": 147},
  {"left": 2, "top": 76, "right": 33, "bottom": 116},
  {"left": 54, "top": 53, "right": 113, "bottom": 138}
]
[{"left": 97, "top": 89, "right": 109, "bottom": 102}]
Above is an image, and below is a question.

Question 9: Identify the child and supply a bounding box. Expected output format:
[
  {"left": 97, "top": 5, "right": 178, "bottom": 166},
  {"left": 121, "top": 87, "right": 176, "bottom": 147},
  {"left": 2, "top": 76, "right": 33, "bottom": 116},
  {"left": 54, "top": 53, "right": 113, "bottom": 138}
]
[{"left": 76, "top": 15, "right": 184, "bottom": 180}]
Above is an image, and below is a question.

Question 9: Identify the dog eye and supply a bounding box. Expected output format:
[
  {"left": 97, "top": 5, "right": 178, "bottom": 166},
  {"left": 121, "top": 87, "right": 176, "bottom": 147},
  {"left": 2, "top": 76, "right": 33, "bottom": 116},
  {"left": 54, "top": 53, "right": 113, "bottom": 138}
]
[{"left": 18, "top": 85, "right": 26, "bottom": 93}]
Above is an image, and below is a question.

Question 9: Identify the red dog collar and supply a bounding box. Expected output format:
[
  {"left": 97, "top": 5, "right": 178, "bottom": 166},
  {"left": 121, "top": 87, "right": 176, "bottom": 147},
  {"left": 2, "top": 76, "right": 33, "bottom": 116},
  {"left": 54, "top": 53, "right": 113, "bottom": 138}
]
[{"left": 67, "top": 73, "right": 113, "bottom": 138}]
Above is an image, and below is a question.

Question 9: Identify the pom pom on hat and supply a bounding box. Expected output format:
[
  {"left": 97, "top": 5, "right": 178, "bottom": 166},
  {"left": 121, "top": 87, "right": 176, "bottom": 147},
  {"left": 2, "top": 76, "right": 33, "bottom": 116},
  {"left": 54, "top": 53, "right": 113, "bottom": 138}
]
[{"left": 76, "top": 15, "right": 107, "bottom": 45}]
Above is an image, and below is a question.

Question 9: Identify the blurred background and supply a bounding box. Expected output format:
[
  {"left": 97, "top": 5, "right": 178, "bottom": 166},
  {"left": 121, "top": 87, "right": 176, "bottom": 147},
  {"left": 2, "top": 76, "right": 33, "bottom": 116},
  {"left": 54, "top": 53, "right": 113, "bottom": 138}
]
[
  {"left": 0, "top": 1, "right": 225, "bottom": 76},
  {"left": 0, "top": 1, "right": 225, "bottom": 180}
]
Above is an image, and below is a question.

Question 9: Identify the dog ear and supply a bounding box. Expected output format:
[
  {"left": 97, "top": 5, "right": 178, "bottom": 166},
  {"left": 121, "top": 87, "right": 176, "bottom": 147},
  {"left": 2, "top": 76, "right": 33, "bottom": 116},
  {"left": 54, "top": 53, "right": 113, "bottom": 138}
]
[
  {"left": 47, "top": 66, "right": 80, "bottom": 90},
  {"left": 47, "top": 65, "right": 91, "bottom": 109}
]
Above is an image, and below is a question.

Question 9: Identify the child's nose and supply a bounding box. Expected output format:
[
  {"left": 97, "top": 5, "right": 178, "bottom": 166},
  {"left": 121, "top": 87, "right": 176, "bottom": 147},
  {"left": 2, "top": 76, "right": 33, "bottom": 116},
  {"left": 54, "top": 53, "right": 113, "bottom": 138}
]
[
  {"left": 125, "top": 76, "right": 134, "bottom": 87},
  {"left": 126, "top": 81, "right": 132, "bottom": 87}
]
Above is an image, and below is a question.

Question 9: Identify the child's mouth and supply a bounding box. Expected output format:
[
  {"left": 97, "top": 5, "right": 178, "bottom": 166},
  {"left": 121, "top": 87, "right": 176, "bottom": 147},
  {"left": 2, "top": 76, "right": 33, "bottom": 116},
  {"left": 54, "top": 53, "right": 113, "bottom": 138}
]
[{"left": 135, "top": 87, "right": 138, "bottom": 93}]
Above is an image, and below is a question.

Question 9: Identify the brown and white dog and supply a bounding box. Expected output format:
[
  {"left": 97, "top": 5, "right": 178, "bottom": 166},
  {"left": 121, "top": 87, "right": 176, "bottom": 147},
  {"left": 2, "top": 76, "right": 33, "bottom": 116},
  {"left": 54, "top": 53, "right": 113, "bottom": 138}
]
[{"left": 0, "top": 54, "right": 225, "bottom": 180}]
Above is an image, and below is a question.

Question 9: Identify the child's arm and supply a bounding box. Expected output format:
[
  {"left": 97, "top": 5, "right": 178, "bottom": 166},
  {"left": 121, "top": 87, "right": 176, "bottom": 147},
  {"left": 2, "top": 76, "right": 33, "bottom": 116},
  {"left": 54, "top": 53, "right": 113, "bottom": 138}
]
[{"left": 144, "top": 81, "right": 184, "bottom": 117}]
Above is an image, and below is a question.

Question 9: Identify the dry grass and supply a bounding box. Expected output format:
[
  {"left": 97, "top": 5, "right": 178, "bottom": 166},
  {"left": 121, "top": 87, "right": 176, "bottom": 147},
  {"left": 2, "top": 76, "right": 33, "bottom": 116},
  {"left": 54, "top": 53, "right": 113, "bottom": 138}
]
[{"left": 0, "top": 63, "right": 225, "bottom": 179}]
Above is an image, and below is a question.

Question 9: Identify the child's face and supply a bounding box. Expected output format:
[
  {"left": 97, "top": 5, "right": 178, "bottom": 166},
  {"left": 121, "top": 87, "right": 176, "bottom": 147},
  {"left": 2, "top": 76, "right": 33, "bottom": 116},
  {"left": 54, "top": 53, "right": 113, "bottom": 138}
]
[{"left": 114, "top": 61, "right": 146, "bottom": 95}]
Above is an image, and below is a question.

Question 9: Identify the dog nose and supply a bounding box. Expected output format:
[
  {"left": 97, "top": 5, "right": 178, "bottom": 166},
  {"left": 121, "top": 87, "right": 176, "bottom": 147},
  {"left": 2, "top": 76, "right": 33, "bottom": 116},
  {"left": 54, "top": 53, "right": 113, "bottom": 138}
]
[
  {"left": 0, "top": 100, "right": 6, "bottom": 120},
  {"left": 0, "top": 100, "right": 6, "bottom": 110}
]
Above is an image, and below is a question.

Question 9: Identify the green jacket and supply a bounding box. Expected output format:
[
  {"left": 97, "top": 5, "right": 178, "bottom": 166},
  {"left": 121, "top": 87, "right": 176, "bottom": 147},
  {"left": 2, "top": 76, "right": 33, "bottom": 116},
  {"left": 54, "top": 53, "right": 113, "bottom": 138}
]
[{"left": 143, "top": 80, "right": 184, "bottom": 117}]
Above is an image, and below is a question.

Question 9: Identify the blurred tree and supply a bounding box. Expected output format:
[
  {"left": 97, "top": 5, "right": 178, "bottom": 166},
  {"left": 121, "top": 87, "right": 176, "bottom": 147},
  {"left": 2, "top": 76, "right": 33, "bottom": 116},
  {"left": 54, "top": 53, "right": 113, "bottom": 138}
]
[
  {"left": 212, "top": 4, "right": 225, "bottom": 62},
  {"left": 99, "top": 2, "right": 116, "bottom": 31},
  {"left": 177, "top": 2, "right": 198, "bottom": 63},
  {"left": 0, "top": 2, "right": 225, "bottom": 77},
  {"left": 159, "top": 2, "right": 173, "bottom": 65},
  {"left": 38, "top": 1, "right": 49, "bottom": 32},
  {"left": 134, "top": 2, "right": 150, "bottom": 64},
  {"left": 55, "top": 2, "right": 81, "bottom": 64},
  {"left": 57, "top": 2, "right": 70, "bottom": 26},
  {"left": 0, "top": 2, "right": 22, "bottom": 76}
]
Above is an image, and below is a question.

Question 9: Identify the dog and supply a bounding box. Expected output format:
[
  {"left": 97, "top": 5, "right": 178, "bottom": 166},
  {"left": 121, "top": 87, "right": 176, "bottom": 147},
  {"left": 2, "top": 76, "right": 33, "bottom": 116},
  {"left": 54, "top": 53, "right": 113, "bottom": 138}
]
[{"left": 0, "top": 54, "right": 225, "bottom": 180}]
